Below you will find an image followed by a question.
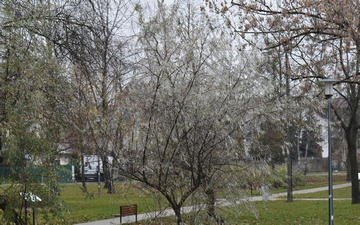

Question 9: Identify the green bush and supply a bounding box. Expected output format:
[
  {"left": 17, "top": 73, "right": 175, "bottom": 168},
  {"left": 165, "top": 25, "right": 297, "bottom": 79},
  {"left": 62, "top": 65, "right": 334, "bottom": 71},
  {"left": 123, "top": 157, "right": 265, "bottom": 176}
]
[
  {"left": 270, "top": 165, "right": 305, "bottom": 188},
  {"left": 291, "top": 171, "right": 305, "bottom": 187},
  {"left": 269, "top": 165, "right": 286, "bottom": 188}
]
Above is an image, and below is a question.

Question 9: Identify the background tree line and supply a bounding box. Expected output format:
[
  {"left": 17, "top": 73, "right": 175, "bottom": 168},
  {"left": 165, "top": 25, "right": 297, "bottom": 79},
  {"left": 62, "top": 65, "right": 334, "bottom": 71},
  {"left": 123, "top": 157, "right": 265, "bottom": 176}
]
[{"left": 0, "top": 0, "right": 337, "bottom": 224}]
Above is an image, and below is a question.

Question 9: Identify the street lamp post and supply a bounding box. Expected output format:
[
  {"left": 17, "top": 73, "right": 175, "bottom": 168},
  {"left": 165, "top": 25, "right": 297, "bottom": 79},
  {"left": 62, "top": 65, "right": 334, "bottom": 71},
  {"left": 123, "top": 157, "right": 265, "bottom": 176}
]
[{"left": 320, "top": 78, "right": 337, "bottom": 225}]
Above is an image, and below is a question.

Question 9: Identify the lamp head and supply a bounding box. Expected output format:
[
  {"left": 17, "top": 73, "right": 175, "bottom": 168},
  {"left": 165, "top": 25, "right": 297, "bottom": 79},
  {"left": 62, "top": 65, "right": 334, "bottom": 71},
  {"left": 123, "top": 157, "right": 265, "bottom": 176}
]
[{"left": 319, "top": 78, "right": 338, "bottom": 99}]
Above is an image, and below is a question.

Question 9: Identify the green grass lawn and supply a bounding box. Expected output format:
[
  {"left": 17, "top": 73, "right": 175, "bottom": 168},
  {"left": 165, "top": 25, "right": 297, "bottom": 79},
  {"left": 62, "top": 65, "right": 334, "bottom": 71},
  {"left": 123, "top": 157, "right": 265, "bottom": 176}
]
[
  {"left": 1, "top": 181, "right": 170, "bottom": 224},
  {"left": 220, "top": 199, "right": 360, "bottom": 225},
  {"left": 3, "top": 172, "right": 358, "bottom": 224},
  {"left": 134, "top": 198, "right": 360, "bottom": 225},
  {"left": 292, "top": 186, "right": 352, "bottom": 199},
  {"left": 135, "top": 183, "right": 359, "bottom": 225},
  {"left": 60, "top": 181, "right": 356, "bottom": 224},
  {"left": 55, "top": 182, "right": 164, "bottom": 224}
]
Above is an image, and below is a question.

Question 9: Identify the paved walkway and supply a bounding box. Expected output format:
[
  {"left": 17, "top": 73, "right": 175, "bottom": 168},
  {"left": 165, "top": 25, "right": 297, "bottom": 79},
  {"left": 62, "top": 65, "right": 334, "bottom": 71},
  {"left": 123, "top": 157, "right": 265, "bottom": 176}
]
[{"left": 73, "top": 183, "right": 351, "bottom": 225}]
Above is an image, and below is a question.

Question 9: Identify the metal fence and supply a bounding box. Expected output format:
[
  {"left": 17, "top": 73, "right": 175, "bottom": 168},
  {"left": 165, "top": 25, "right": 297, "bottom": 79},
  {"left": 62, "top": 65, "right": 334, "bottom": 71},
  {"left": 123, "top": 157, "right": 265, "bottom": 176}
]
[{"left": 0, "top": 165, "right": 74, "bottom": 183}]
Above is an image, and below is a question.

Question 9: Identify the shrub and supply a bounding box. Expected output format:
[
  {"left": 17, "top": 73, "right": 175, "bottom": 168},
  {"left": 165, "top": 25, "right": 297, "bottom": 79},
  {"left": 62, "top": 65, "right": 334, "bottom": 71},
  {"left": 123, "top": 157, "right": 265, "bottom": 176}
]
[{"left": 270, "top": 165, "right": 305, "bottom": 188}]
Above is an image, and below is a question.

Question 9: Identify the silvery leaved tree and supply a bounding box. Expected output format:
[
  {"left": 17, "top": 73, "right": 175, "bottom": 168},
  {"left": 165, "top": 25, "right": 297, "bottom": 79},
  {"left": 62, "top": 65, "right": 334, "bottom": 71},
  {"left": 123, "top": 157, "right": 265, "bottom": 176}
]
[{"left": 118, "top": 1, "right": 271, "bottom": 224}]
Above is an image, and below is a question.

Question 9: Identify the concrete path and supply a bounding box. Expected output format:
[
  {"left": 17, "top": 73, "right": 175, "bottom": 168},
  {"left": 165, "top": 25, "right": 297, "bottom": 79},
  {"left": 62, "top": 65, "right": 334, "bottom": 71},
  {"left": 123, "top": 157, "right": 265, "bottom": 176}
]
[
  {"left": 272, "top": 182, "right": 351, "bottom": 197},
  {"left": 73, "top": 183, "right": 351, "bottom": 225}
]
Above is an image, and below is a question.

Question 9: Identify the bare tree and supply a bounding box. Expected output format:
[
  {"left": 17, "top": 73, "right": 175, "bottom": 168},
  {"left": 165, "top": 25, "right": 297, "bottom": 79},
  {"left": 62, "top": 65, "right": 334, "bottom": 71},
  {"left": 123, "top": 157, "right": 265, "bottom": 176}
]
[
  {"left": 47, "top": 0, "right": 137, "bottom": 194},
  {"left": 207, "top": 0, "right": 360, "bottom": 203}
]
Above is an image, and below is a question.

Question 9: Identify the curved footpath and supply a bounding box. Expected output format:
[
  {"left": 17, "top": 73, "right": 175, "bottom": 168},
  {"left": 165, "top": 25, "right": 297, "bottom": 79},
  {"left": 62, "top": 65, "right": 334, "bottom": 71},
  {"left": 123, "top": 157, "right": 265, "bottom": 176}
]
[{"left": 73, "top": 183, "right": 351, "bottom": 225}]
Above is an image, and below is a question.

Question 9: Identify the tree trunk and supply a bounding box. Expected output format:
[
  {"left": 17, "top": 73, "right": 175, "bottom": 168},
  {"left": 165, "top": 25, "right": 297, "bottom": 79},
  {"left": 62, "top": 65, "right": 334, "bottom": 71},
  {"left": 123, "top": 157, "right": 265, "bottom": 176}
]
[
  {"left": 346, "top": 125, "right": 360, "bottom": 204},
  {"left": 174, "top": 206, "right": 183, "bottom": 225},
  {"left": 287, "top": 149, "right": 292, "bottom": 202},
  {"left": 81, "top": 156, "right": 86, "bottom": 190},
  {"left": 297, "top": 128, "right": 301, "bottom": 172},
  {"left": 205, "top": 188, "right": 224, "bottom": 225},
  {"left": 103, "top": 158, "right": 115, "bottom": 194},
  {"left": 304, "top": 142, "right": 309, "bottom": 181},
  {"left": 347, "top": 154, "right": 351, "bottom": 181}
]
